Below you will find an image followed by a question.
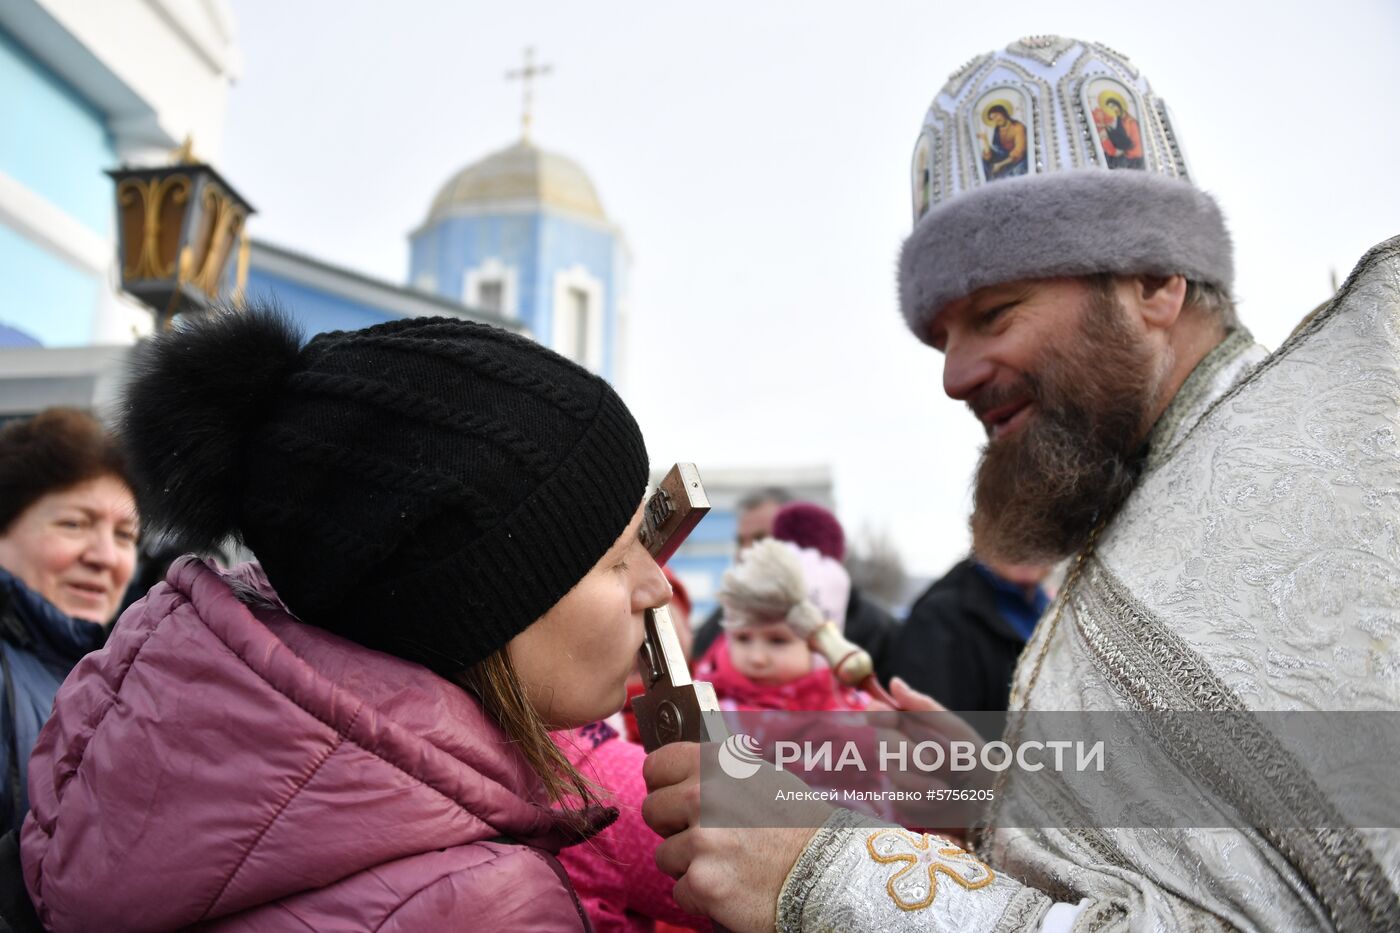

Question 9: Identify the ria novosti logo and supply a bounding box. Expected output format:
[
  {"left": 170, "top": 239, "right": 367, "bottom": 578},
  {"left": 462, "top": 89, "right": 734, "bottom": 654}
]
[
  {"left": 715, "top": 731, "right": 1106, "bottom": 780},
  {"left": 717, "top": 733, "right": 764, "bottom": 779}
]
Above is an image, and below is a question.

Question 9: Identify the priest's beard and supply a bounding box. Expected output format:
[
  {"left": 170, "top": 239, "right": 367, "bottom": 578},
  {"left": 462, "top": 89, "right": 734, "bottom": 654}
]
[{"left": 970, "top": 284, "right": 1164, "bottom": 564}]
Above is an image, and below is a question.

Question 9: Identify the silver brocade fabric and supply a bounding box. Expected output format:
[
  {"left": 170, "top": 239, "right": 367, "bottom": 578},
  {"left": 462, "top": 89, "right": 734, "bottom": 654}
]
[{"left": 777, "top": 237, "right": 1400, "bottom": 933}]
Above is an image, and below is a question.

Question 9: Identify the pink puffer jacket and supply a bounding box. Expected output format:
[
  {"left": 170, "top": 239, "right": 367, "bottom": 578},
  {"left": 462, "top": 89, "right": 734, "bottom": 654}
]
[{"left": 22, "top": 558, "right": 606, "bottom": 932}]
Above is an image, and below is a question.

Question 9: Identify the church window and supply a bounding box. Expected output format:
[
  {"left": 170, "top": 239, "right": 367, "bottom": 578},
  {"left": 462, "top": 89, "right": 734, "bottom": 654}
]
[
  {"left": 568, "top": 287, "right": 589, "bottom": 363},
  {"left": 478, "top": 280, "right": 504, "bottom": 314},
  {"left": 551, "top": 265, "right": 604, "bottom": 373},
  {"left": 464, "top": 259, "right": 517, "bottom": 318}
]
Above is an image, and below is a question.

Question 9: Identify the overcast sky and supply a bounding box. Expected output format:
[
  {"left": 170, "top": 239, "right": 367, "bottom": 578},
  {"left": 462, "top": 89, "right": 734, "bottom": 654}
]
[{"left": 222, "top": 0, "right": 1400, "bottom": 578}]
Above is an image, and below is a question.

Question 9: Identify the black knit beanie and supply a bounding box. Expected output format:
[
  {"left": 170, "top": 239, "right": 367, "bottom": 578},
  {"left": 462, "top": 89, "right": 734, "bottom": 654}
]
[{"left": 119, "top": 308, "right": 649, "bottom": 674}]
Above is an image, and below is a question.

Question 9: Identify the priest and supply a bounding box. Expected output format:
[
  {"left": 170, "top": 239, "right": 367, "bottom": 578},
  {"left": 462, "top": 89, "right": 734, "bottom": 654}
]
[{"left": 642, "top": 35, "right": 1400, "bottom": 932}]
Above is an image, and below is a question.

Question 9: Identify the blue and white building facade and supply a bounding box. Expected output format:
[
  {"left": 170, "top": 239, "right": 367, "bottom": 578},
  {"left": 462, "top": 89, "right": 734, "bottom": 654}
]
[
  {"left": 408, "top": 140, "right": 629, "bottom": 384},
  {"left": 0, "top": 0, "right": 239, "bottom": 353},
  {"left": 237, "top": 137, "right": 628, "bottom": 377},
  {"left": 240, "top": 240, "right": 522, "bottom": 343},
  {"left": 0, "top": 0, "right": 626, "bottom": 411},
  {"left": 0, "top": 8, "right": 844, "bottom": 622}
]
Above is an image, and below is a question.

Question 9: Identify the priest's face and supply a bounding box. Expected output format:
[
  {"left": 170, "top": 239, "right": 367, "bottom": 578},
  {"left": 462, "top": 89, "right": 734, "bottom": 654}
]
[{"left": 927, "top": 277, "right": 1165, "bottom": 564}]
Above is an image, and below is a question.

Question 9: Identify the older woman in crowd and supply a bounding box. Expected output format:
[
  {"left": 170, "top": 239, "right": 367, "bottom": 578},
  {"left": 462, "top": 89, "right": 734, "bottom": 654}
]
[{"left": 0, "top": 408, "right": 137, "bottom": 833}]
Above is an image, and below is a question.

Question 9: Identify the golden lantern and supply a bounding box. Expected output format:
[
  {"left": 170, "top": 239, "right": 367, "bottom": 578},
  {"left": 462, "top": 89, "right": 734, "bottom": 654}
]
[{"left": 107, "top": 140, "right": 255, "bottom": 330}]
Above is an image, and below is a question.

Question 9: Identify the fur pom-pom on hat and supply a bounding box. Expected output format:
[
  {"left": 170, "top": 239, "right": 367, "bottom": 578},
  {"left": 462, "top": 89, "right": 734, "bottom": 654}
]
[{"left": 120, "top": 307, "right": 304, "bottom": 553}]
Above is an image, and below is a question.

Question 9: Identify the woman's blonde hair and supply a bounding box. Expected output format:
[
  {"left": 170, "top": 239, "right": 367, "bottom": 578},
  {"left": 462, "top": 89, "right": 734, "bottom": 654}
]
[{"left": 454, "top": 650, "right": 601, "bottom": 822}]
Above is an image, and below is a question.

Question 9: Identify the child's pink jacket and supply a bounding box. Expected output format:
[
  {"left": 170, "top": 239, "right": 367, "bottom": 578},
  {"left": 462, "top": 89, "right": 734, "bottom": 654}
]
[{"left": 555, "top": 723, "right": 711, "bottom": 933}]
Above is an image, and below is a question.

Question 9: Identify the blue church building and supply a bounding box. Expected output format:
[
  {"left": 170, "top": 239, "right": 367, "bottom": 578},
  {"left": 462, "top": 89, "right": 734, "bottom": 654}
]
[
  {"left": 0, "top": 0, "right": 627, "bottom": 396},
  {"left": 240, "top": 137, "right": 629, "bottom": 384},
  {"left": 0, "top": 5, "right": 834, "bottom": 623},
  {"left": 406, "top": 139, "right": 628, "bottom": 382}
]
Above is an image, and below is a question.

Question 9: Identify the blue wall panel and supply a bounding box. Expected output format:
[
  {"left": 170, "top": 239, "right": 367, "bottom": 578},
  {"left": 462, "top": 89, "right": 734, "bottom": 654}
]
[
  {"left": 0, "top": 29, "right": 115, "bottom": 235},
  {"left": 0, "top": 222, "right": 100, "bottom": 346},
  {"left": 242, "top": 268, "right": 401, "bottom": 339},
  {"left": 688, "top": 508, "right": 738, "bottom": 546},
  {"left": 410, "top": 211, "right": 621, "bottom": 380},
  {"left": 666, "top": 551, "right": 732, "bottom": 624},
  {"left": 537, "top": 215, "right": 618, "bottom": 378},
  {"left": 409, "top": 214, "right": 541, "bottom": 331}
]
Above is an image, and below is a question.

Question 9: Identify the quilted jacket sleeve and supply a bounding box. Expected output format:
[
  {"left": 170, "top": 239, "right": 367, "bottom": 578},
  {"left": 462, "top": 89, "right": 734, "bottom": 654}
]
[
  {"left": 203, "top": 843, "right": 590, "bottom": 932},
  {"left": 375, "top": 846, "right": 590, "bottom": 933}
]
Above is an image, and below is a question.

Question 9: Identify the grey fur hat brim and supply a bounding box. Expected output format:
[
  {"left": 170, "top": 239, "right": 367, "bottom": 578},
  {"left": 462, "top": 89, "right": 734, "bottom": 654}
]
[{"left": 898, "top": 169, "right": 1233, "bottom": 343}]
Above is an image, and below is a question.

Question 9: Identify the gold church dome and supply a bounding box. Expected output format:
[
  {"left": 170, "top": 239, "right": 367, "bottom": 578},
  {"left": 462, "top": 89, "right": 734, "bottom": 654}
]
[{"left": 425, "top": 140, "right": 607, "bottom": 223}]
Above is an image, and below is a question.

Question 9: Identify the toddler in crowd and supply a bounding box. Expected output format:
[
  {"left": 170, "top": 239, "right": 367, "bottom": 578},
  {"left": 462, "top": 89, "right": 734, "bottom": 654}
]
[{"left": 696, "top": 538, "right": 866, "bottom": 712}]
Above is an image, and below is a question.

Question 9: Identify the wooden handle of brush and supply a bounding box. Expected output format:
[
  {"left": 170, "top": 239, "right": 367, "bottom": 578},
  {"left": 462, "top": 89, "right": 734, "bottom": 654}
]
[
  {"left": 808, "top": 622, "right": 872, "bottom": 684},
  {"left": 808, "top": 622, "right": 904, "bottom": 708}
]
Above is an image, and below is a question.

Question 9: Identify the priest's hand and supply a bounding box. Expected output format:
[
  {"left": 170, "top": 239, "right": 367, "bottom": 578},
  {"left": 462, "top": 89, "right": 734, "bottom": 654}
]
[
  {"left": 866, "top": 675, "right": 941, "bottom": 714},
  {"left": 868, "top": 677, "right": 987, "bottom": 762},
  {"left": 869, "top": 677, "right": 987, "bottom": 843},
  {"left": 642, "top": 741, "right": 827, "bottom": 933}
]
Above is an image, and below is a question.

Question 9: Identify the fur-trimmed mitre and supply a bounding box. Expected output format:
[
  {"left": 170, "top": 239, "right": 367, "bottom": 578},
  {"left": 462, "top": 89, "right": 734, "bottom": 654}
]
[{"left": 899, "top": 169, "right": 1233, "bottom": 343}]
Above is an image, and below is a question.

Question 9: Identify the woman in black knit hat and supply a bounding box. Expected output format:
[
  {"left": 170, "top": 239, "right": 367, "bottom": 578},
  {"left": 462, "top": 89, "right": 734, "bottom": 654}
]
[{"left": 18, "top": 308, "right": 670, "bottom": 933}]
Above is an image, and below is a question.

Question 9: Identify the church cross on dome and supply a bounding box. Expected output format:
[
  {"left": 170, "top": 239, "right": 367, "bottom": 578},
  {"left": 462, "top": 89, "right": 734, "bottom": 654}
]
[{"left": 506, "top": 47, "right": 553, "bottom": 142}]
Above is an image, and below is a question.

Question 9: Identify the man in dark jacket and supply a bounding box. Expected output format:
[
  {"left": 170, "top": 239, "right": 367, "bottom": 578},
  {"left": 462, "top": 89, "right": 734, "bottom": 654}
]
[{"left": 879, "top": 556, "right": 1050, "bottom": 713}]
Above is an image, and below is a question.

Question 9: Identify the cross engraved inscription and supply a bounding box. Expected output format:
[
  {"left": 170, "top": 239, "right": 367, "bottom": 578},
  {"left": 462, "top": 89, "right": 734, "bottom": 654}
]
[
  {"left": 638, "top": 488, "right": 674, "bottom": 554},
  {"left": 865, "top": 828, "right": 995, "bottom": 911}
]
